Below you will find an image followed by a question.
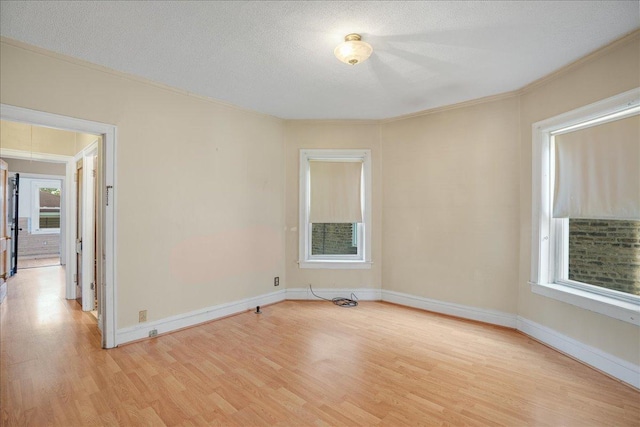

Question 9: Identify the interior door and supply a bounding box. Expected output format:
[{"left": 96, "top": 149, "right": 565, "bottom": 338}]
[
  {"left": 93, "top": 154, "right": 98, "bottom": 314},
  {"left": 94, "top": 141, "right": 105, "bottom": 334},
  {"left": 81, "top": 154, "right": 96, "bottom": 311},
  {"left": 8, "top": 173, "right": 19, "bottom": 276},
  {"left": 75, "top": 159, "right": 83, "bottom": 305},
  {"left": 0, "top": 160, "right": 9, "bottom": 288}
]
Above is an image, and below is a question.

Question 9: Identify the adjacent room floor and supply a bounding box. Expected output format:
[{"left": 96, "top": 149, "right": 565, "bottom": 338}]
[
  {"left": 16, "top": 256, "right": 61, "bottom": 269},
  {"left": 1, "top": 266, "right": 638, "bottom": 426}
]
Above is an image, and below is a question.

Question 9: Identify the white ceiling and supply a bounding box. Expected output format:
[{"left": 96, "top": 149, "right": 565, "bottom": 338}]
[{"left": 1, "top": 1, "right": 638, "bottom": 120}]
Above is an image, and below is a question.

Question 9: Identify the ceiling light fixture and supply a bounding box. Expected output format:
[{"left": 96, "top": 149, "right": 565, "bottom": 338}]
[{"left": 334, "top": 33, "right": 373, "bottom": 65}]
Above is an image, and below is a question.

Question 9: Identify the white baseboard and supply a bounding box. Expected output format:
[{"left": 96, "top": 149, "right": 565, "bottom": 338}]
[
  {"left": 116, "top": 287, "right": 379, "bottom": 344},
  {"left": 517, "top": 316, "right": 639, "bottom": 389},
  {"left": 382, "top": 289, "right": 517, "bottom": 328},
  {"left": 114, "top": 285, "right": 638, "bottom": 389},
  {"left": 116, "top": 289, "right": 286, "bottom": 345},
  {"left": 0, "top": 282, "right": 6, "bottom": 304},
  {"left": 286, "top": 287, "right": 382, "bottom": 301}
]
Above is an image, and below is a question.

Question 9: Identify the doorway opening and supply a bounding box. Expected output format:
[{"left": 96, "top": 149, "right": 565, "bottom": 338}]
[
  {"left": 19, "top": 176, "right": 63, "bottom": 269},
  {"left": 0, "top": 104, "right": 116, "bottom": 348}
]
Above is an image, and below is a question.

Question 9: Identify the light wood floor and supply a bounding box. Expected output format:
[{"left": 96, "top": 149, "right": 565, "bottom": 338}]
[
  {"left": 17, "top": 257, "right": 61, "bottom": 270},
  {"left": 1, "top": 267, "right": 639, "bottom": 426}
]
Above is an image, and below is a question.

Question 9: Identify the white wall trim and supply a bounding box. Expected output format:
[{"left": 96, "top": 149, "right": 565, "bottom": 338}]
[
  {"left": 382, "top": 290, "right": 518, "bottom": 328},
  {"left": 298, "top": 260, "right": 373, "bottom": 270},
  {"left": 0, "top": 148, "right": 73, "bottom": 163},
  {"left": 116, "top": 290, "right": 286, "bottom": 345},
  {"left": 0, "top": 282, "right": 6, "bottom": 304},
  {"left": 530, "top": 282, "right": 640, "bottom": 326},
  {"left": 517, "top": 316, "right": 640, "bottom": 389},
  {"left": 8, "top": 172, "right": 66, "bottom": 180},
  {"left": 286, "top": 287, "right": 382, "bottom": 301}
]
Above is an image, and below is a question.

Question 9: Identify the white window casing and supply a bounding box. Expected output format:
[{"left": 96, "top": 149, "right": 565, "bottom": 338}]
[
  {"left": 299, "top": 149, "right": 372, "bottom": 269},
  {"left": 530, "top": 88, "right": 640, "bottom": 325},
  {"left": 31, "top": 179, "right": 62, "bottom": 234}
]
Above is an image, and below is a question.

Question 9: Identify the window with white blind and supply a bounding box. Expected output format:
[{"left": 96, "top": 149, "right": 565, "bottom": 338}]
[
  {"left": 530, "top": 88, "right": 640, "bottom": 325},
  {"left": 299, "top": 149, "right": 371, "bottom": 269}
]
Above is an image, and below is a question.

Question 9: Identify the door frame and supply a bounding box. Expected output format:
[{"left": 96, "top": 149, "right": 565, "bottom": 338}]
[
  {"left": 0, "top": 104, "right": 117, "bottom": 349},
  {"left": 75, "top": 142, "right": 99, "bottom": 312}
]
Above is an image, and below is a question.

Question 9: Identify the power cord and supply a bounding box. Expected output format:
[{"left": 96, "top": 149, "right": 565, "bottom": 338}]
[{"left": 309, "top": 284, "right": 358, "bottom": 308}]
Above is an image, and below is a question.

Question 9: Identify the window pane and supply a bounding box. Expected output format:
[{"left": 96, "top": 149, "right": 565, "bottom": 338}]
[
  {"left": 39, "top": 211, "right": 60, "bottom": 228},
  {"left": 312, "top": 223, "right": 357, "bottom": 255},
  {"left": 39, "top": 188, "right": 61, "bottom": 229},
  {"left": 569, "top": 219, "right": 640, "bottom": 295}
]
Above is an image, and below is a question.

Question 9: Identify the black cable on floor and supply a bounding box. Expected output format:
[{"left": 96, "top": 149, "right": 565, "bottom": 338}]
[{"left": 309, "top": 284, "right": 358, "bottom": 307}]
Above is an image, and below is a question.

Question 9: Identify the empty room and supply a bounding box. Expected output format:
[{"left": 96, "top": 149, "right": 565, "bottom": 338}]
[{"left": 0, "top": 1, "right": 639, "bottom": 426}]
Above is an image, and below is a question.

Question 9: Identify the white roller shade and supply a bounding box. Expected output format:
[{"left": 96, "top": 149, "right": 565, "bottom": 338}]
[
  {"left": 553, "top": 114, "right": 640, "bottom": 219},
  {"left": 309, "top": 160, "right": 362, "bottom": 223}
]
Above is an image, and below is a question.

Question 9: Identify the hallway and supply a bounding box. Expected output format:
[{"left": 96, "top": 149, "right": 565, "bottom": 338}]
[{"left": 0, "top": 266, "right": 102, "bottom": 424}]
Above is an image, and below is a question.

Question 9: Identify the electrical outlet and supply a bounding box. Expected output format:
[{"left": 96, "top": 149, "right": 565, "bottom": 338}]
[
  {"left": 274, "top": 276, "right": 279, "bottom": 286},
  {"left": 149, "top": 329, "right": 158, "bottom": 338},
  {"left": 139, "top": 310, "right": 147, "bottom": 323}
]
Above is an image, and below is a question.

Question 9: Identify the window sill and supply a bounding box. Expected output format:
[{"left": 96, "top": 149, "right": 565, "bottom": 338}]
[
  {"left": 299, "top": 260, "right": 372, "bottom": 270},
  {"left": 530, "top": 282, "right": 640, "bottom": 326}
]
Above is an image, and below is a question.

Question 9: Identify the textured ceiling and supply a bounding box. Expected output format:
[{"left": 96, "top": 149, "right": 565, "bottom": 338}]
[{"left": 0, "top": 1, "right": 638, "bottom": 120}]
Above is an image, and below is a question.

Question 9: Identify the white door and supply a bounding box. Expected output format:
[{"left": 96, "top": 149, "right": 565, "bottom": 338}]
[
  {"left": 75, "top": 159, "right": 83, "bottom": 306},
  {"left": 81, "top": 153, "right": 97, "bottom": 312}
]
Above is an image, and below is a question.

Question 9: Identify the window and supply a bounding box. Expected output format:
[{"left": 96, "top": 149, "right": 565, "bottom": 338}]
[
  {"left": 531, "top": 88, "right": 640, "bottom": 325},
  {"left": 299, "top": 149, "right": 371, "bottom": 269},
  {"left": 31, "top": 180, "right": 62, "bottom": 234}
]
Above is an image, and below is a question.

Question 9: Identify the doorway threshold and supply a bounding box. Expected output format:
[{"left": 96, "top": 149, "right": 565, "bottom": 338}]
[{"left": 19, "top": 257, "right": 61, "bottom": 269}]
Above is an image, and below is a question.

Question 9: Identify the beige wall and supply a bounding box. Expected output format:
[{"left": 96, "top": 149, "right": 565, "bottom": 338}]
[
  {"left": 75, "top": 132, "right": 100, "bottom": 153},
  {"left": 0, "top": 119, "right": 97, "bottom": 156},
  {"left": 517, "top": 34, "right": 640, "bottom": 363},
  {"left": 1, "top": 157, "right": 66, "bottom": 176},
  {"left": 1, "top": 41, "right": 286, "bottom": 329},
  {"left": 381, "top": 97, "right": 521, "bottom": 313},
  {"left": 284, "top": 121, "right": 382, "bottom": 291}
]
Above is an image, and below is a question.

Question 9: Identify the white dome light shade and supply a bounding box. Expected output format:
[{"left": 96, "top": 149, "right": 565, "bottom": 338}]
[{"left": 334, "top": 33, "right": 373, "bottom": 65}]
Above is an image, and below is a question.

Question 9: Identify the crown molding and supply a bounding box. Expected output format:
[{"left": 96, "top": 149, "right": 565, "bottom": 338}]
[
  {"left": 518, "top": 29, "right": 640, "bottom": 96},
  {"left": 381, "top": 92, "right": 519, "bottom": 124},
  {"left": 0, "top": 37, "right": 282, "bottom": 122}
]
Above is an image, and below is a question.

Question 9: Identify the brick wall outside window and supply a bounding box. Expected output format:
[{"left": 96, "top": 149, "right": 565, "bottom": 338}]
[
  {"left": 311, "top": 223, "right": 357, "bottom": 255},
  {"left": 569, "top": 219, "right": 640, "bottom": 295}
]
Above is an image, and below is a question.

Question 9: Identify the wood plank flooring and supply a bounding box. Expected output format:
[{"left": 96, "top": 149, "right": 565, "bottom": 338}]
[
  {"left": 17, "top": 257, "right": 61, "bottom": 270},
  {"left": 1, "top": 266, "right": 639, "bottom": 426}
]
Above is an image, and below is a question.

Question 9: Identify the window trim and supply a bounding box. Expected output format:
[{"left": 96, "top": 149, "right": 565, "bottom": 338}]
[
  {"left": 299, "top": 149, "right": 372, "bottom": 269},
  {"left": 31, "top": 179, "right": 62, "bottom": 235},
  {"left": 530, "top": 87, "right": 640, "bottom": 325}
]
